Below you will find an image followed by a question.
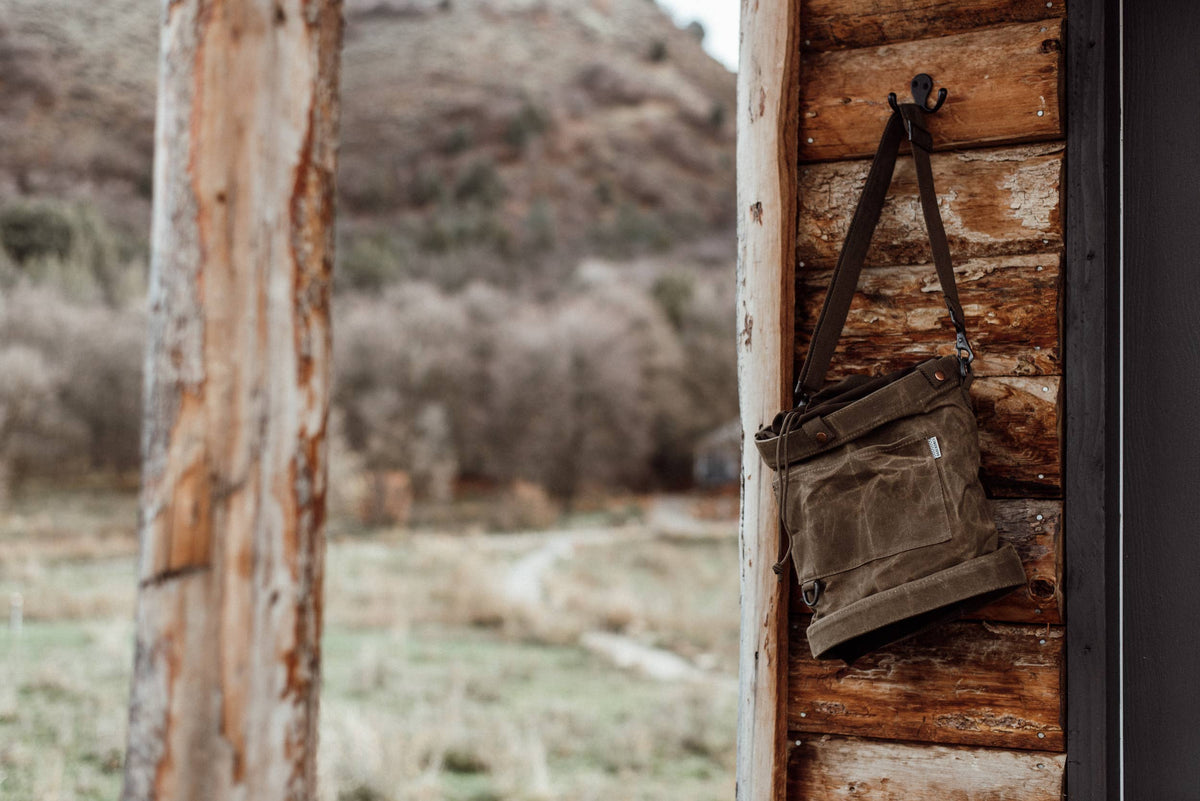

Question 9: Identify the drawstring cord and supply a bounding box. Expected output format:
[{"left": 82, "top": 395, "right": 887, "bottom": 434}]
[
  {"left": 770, "top": 407, "right": 825, "bottom": 609},
  {"left": 771, "top": 408, "right": 803, "bottom": 578}
]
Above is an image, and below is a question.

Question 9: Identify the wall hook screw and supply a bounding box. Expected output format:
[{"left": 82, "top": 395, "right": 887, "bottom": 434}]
[{"left": 888, "top": 73, "right": 948, "bottom": 116}]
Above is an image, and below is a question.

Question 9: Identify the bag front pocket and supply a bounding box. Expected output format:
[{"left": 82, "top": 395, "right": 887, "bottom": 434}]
[{"left": 778, "top": 433, "right": 954, "bottom": 582}]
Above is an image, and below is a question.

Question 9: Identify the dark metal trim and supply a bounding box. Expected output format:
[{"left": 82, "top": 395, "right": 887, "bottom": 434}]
[
  {"left": 1119, "top": 0, "right": 1200, "bottom": 789},
  {"left": 1063, "top": 0, "right": 1123, "bottom": 797}
]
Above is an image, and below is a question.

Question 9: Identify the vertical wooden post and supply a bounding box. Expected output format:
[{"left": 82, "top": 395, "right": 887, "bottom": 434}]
[
  {"left": 735, "top": 0, "right": 800, "bottom": 799},
  {"left": 121, "top": 1, "right": 342, "bottom": 799},
  {"left": 1064, "top": 0, "right": 1121, "bottom": 795}
]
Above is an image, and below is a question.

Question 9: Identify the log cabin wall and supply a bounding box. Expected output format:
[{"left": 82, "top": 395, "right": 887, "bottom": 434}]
[{"left": 785, "top": 1, "right": 1068, "bottom": 796}]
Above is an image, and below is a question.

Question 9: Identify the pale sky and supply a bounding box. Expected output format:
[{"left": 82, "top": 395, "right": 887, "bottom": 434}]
[{"left": 657, "top": 0, "right": 740, "bottom": 72}]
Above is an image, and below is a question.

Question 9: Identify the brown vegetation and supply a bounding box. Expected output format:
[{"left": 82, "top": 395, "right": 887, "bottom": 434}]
[
  {"left": 332, "top": 254, "right": 737, "bottom": 501},
  {"left": 0, "top": 0, "right": 739, "bottom": 503}
]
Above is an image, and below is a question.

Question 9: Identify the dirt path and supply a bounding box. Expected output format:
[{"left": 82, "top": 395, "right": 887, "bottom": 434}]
[{"left": 500, "top": 497, "right": 737, "bottom": 688}]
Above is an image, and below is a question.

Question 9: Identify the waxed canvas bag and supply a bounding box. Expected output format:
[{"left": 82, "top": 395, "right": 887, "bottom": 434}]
[{"left": 754, "top": 85, "right": 1027, "bottom": 664}]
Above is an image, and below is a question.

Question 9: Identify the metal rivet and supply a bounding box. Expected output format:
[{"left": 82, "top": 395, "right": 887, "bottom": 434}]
[
  {"left": 795, "top": 739, "right": 802, "bottom": 745},
  {"left": 934, "top": 370, "right": 946, "bottom": 381},
  {"left": 1037, "top": 763, "right": 1046, "bottom": 769},
  {"left": 1038, "top": 473, "right": 1045, "bottom": 479},
  {"left": 1036, "top": 265, "right": 1044, "bottom": 271},
  {"left": 1037, "top": 109, "right": 1045, "bottom": 117},
  {"left": 800, "top": 712, "right": 808, "bottom": 718},
  {"left": 1037, "top": 731, "right": 1046, "bottom": 738},
  {"left": 804, "top": 40, "right": 811, "bottom": 46},
  {"left": 807, "top": 137, "right": 814, "bottom": 144},
  {"left": 1035, "top": 608, "right": 1043, "bottom": 615},
  {"left": 1034, "top": 345, "right": 1042, "bottom": 351},
  {"left": 1042, "top": 239, "right": 1050, "bottom": 244},
  {"left": 815, "top": 432, "right": 829, "bottom": 444},
  {"left": 1039, "top": 639, "right": 1047, "bottom": 645},
  {"left": 1036, "top": 514, "right": 1044, "bottom": 521},
  {"left": 1046, "top": 1, "right": 1052, "bottom": 6},
  {"left": 1042, "top": 386, "right": 1050, "bottom": 393}
]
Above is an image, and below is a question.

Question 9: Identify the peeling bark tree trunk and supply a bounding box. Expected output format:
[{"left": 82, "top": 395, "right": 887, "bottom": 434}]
[{"left": 122, "top": 2, "right": 342, "bottom": 799}]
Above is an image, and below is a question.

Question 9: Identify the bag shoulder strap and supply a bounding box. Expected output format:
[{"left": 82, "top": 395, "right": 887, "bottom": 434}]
[{"left": 793, "top": 103, "right": 974, "bottom": 403}]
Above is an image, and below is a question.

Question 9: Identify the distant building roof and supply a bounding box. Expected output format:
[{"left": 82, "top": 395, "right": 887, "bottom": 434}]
[{"left": 693, "top": 419, "right": 741, "bottom": 486}]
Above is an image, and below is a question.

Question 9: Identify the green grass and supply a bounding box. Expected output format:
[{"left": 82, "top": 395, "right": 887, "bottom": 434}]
[
  {"left": 546, "top": 535, "right": 740, "bottom": 670},
  {"left": 0, "top": 489, "right": 737, "bottom": 801},
  {"left": 319, "top": 626, "right": 734, "bottom": 801},
  {"left": 0, "top": 622, "right": 131, "bottom": 800},
  {"left": 2, "top": 620, "right": 735, "bottom": 801}
]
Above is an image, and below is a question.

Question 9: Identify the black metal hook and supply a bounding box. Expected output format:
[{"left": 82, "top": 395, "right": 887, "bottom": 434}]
[{"left": 887, "top": 73, "right": 948, "bottom": 116}]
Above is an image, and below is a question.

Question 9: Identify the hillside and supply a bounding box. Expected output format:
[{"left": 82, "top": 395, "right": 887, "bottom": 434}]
[
  {"left": 0, "top": 0, "right": 739, "bottom": 498},
  {"left": 0, "top": 0, "right": 737, "bottom": 275}
]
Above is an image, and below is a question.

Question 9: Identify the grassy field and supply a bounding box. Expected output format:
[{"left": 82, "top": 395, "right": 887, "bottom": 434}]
[{"left": 0, "top": 487, "right": 739, "bottom": 801}]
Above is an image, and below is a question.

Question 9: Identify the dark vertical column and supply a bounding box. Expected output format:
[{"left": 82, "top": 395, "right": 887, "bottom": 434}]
[
  {"left": 1064, "top": 0, "right": 1122, "bottom": 797},
  {"left": 1123, "top": 0, "right": 1200, "bottom": 792}
]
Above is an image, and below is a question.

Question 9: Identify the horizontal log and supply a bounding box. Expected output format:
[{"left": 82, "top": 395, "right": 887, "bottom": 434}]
[
  {"left": 795, "top": 253, "right": 1061, "bottom": 378},
  {"left": 789, "top": 621, "right": 1064, "bottom": 750},
  {"left": 797, "top": 143, "right": 1063, "bottom": 269},
  {"left": 788, "top": 735, "right": 1066, "bottom": 799},
  {"left": 799, "top": 20, "right": 1064, "bottom": 161},
  {"left": 971, "top": 500, "right": 1062, "bottom": 623},
  {"left": 801, "top": 0, "right": 1065, "bottom": 52},
  {"left": 787, "top": 499, "right": 1062, "bottom": 624},
  {"left": 975, "top": 375, "right": 1061, "bottom": 497}
]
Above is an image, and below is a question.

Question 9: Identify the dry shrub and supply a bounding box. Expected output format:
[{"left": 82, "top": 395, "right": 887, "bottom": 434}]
[
  {"left": 0, "top": 284, "right": 143, "bottom": 488},
  {"left": 501, "top": 601, "right": 587, "bottom": 647},
  {"left": 358, "top": 470, "right": 414, "bottom": 527},
  {"left": 430, "top": 551, "right": 513, "bottom": 629},
  {"left": 411, "top": 481, "right": 562, "bottom": 533},
  {"left": 324, "top": 537, "right": 523, "bottom": 634},
  {"left": 691, "top": 491, "right": 739, "bottom": 521},
  {"left": 0, "top": 200, "right": 145, "bottom": 306},
  {"left": 335, "top": 278, "right": 706, "bottom": 501},
  {"left": 596, "top": 595, "right": 639, "bottom": 634},
  {"left": 548, "top": 580, "right": 642, "bottom": 638},
  {"left": 501, "top": 481, "right": 559, "bottom": 530},
  {"left": 326, "top": 417, "right": 374, "bottom": 528},
  {"left": 335, "top": 282, "right": 482, "bottom": 480},
  {"left": 542, "top": 536, "right": 739, "bottom": 671},
  {"left": 323, "top": 541, "right": 418, "bottom": 630},
  {"left": 0, "top": 345, "right": 80, "bottom": 493}
]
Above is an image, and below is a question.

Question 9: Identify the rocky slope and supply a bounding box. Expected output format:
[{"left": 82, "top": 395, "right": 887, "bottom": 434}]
[{"left": 0, "top": 0, "right": 736, "bottom": 269}]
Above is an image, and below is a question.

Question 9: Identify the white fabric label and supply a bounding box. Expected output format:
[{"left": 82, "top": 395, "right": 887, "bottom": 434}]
[{"left": 927, "top": 436, "right": 942, "bottom": 459}]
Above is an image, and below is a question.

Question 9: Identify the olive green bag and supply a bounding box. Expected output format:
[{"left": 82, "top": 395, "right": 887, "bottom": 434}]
[{"left": 755, "top": 86, "right": 1027, "bottom": 664}]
